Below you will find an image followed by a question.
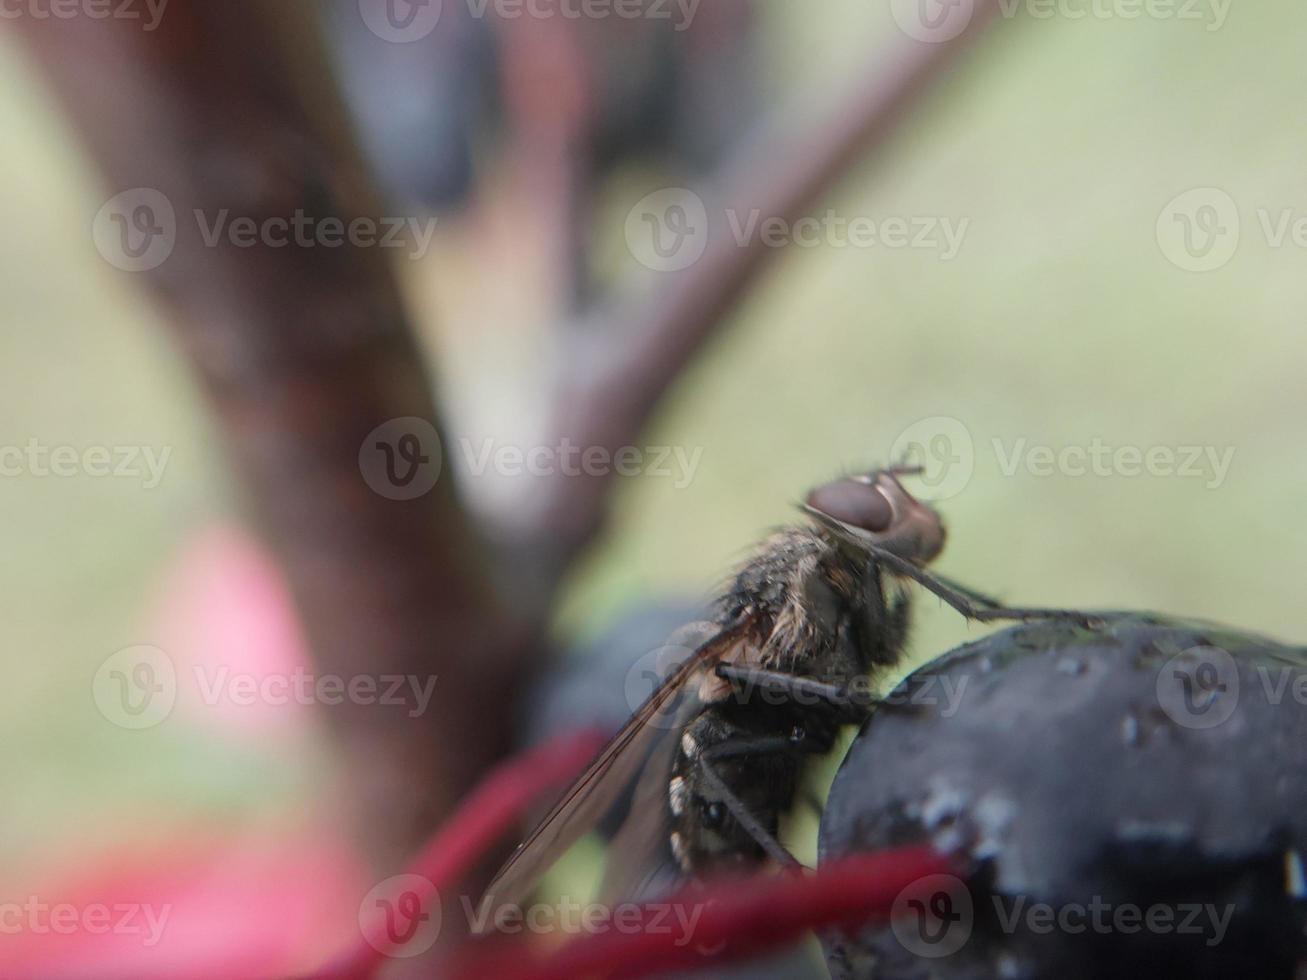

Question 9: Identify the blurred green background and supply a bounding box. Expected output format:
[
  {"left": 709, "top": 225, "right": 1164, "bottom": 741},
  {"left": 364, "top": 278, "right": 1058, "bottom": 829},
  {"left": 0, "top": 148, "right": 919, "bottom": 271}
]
[{"left": 2, "top": 0, "right": 1305, "bottom": 891}]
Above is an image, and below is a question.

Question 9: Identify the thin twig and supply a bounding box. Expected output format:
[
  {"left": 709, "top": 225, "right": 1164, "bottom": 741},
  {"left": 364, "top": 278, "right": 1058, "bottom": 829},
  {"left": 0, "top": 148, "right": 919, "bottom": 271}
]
[{"left": 520, "top": 1, "right": 1005, "bottom": 585}]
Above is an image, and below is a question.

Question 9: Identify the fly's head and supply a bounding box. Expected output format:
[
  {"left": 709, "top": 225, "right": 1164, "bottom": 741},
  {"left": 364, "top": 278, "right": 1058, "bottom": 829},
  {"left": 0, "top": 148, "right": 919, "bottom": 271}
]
[
  {"left": 799, "top": 468, "right": 946, "bottom": 669},
  {"left": 802, "top": 467, "right": 946, "bottom": 566}
]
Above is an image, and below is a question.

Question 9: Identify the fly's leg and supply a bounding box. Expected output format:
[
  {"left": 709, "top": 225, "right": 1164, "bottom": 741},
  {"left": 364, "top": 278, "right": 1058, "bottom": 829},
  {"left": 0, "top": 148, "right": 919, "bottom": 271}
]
[
  {"left": 714, "top": 664, "right": 871, "bottom": 724},
  {"left": 800, "top": 503, "right": 1096, "bottom": 625},
  {"left": 696, "top": 734, "right": 811, "bottom": 869},
  {"left": 864, "top": 543, "right": 1102, "bottom": 628},
  {"left": 929, "top": 572, "right": 1005, "bottom": 609}
]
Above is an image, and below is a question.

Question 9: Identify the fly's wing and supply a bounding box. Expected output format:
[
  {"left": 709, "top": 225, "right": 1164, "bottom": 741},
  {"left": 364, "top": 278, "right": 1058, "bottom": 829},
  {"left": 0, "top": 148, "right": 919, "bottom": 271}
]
[
  {"left": 479, "top": 618, "right": 759, "bottom": 917},
  {"left": 596, "top": 722, "right": 685, "bottom": 903},
  {"left": 601, "top": 612, "right": 783, "bottom": 902}
]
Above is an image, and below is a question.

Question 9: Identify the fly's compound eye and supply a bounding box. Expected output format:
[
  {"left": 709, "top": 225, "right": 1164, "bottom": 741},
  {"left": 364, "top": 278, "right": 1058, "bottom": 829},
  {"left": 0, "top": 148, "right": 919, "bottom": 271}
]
[{"left": 805, "top": 478, "right": 894, "bottom": 533}]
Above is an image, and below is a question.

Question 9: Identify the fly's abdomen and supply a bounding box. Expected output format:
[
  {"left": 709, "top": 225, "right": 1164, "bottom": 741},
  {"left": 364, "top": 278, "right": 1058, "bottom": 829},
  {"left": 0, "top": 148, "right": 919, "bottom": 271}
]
[{"left": 667, "top": 709, "right": 802, "bottom": 877}]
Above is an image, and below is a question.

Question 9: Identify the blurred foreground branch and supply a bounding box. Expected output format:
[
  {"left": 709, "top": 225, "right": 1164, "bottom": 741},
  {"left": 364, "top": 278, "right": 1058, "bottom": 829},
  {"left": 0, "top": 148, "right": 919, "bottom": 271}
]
[{"left": 14, "top": 0, "right": 535, "bottom": 872}]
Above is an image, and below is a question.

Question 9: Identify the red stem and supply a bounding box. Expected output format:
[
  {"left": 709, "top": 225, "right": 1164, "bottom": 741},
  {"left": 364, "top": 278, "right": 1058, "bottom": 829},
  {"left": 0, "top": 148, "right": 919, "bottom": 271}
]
[
  {"left": 309, "top": 727, "right": 607, "bottom": 980},
  {"left": 452, "top": 845, "right": 958, "bottom": 980}
]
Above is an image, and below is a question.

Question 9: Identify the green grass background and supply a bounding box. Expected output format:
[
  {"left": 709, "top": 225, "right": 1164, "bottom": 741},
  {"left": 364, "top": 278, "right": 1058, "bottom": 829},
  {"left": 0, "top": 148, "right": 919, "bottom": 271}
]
[{"left": 1, "top": 0, "right": 1305, "bottom": 883}]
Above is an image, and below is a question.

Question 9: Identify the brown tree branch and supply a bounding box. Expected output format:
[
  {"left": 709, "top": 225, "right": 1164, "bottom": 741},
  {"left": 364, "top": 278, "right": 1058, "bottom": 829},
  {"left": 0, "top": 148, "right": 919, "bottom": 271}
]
[{"left": 13, "top": 0, "right": 538, "bottom": 872}]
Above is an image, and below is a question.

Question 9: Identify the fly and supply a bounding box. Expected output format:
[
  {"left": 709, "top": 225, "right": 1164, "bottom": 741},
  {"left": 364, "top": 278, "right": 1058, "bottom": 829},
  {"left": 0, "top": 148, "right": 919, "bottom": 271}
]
[{"left": 482, "top": 468, "right": 1092, "bottom": 910}]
